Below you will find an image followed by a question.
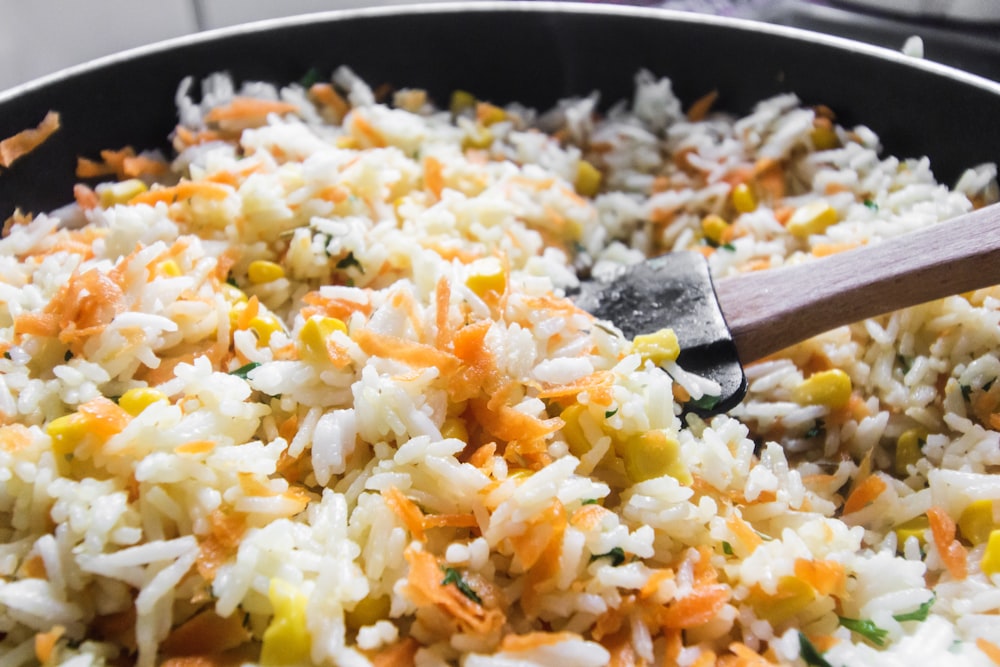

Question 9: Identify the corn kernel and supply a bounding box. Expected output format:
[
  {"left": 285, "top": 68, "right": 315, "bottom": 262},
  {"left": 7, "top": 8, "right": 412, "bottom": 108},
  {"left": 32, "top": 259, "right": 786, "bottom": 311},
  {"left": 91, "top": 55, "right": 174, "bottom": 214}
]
[
  {"left": 462, "top": 126, "right": 494, "bottom": 151},
  {"left": 45, "top": 413, "right": 88, "bottom": 456},
  {"left": 221, "top": 283, "right": 248, "bottom": 305},
  {"left": 893, "top": 515, "right": 929, "bottom": 552},
  {"left": 250, "top": 314, "right": 284, "bottom": 346},
  {"left": 450, "top": 90, "right": 476, "bottom": 115},
  {"left": 959, "top": 499, "right": 997, "bottom": 545},
  {"left": 982, "top": 530, "right": 1000, "bottom": 577},
  {"left": 466, "top": 257, "right": 506, "bottom": 299},
  {"left": 441, "top": 417, "right": 469, "bottom": 443},
  {"left": 701, "top": 214, "right": 730, "bottom": 246},
  {"left": 575, "top": 160, "right": 602, "bottom": 198},
  {"left": 749, "top": 576, "right": 816, "bottom": 625},
  {"left": 632, "top": 328, "right": 681, "bottom": 365},
  {"left": 621, "top": 430, "right": 691, "bottom": 485},
  {"left": 476, "top": 102, "right": 507, "bottom": 126},
  {"left": 261, "top": 579, "right": 311, "bottom": 665},
  {"left": 247, "top": 260, "right": 285, "bottom": 284},
  {"left": 118, "top": 387, "right": 167, "bottom": 417},
  {"left": 297, "top": 316, "right": 348, "bottom": 363},
  {"left": 560, "top": 404, "right": 591, "bottom": 457},
  {"left": 345, "top": 594, "right": 391, "bottom": 630},
  {"left": 100, "top": 179, "right": 148, "bottom": 207},
  {"left": 731, "top": 183, "right": 757, "bottom": 214},
  {"left": 155, "top": 260, "right": 182, "bottom": 278},
  {"left": 336, "top": 135, "right": 359, "bottom": 150},
  {"left": 810, "top": 125, "right": 839, "bottom": 151},
  {"left": 793, "top": 369, "right": 852, "bottom": 409},
  {"left": 894, "top": 429, "right": 925, "bottom": 477},
  {"left": 786, "top": 201, "right": 838, "bottom": 238}
]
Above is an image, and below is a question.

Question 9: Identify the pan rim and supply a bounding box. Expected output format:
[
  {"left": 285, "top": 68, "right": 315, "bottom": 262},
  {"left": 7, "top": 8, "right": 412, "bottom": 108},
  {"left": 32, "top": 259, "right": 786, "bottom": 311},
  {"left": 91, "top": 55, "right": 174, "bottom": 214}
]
[{"left": 2, "top": 0, "right": 999, "bottom": 105}]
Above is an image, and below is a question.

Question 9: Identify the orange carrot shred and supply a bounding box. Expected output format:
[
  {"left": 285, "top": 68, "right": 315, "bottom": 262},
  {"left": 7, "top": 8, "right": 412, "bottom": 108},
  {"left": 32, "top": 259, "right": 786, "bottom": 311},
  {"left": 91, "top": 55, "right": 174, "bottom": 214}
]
[
  {"left": 842, "top": 474, "right": 887, "bottom": 515},
  {"left": 660, "top": 584, "right": 730, "bottom": 628},
  {"left": 927, "top": 506, "right": 968, "bottom": 580},
  {"left": 977, "top": 638, "right": 1000, "bottom": 665},
  {"left": 686, "top": 90, "right": 719, "bottom": 122},
  {"left": 373, "top": 637, "right": 419, "bottom": 667},
  {"left": 204, "top": 97, "right": 299, "bottom": 124},
  {"left": 0, "top": 111, "right": 60, "bottom": 168},
  {"left": 794, "top": 558, "right": 846, "bottom": 597},
  {"left": 383, "top": 486, "right": 426, "bottom": 541},
  {"left": 34, "top": 625, "right": 65, "bottom": 663},
  {"left": 424, "top": 156, "right": 445, "bottom": 199}
]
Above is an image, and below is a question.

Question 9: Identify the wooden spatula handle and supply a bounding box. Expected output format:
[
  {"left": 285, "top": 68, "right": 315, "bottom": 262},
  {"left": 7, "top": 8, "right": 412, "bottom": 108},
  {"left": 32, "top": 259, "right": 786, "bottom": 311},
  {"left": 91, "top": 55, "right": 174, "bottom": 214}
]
[{"left": 713, "top": 202, "right": 1000, "bottom": 364}]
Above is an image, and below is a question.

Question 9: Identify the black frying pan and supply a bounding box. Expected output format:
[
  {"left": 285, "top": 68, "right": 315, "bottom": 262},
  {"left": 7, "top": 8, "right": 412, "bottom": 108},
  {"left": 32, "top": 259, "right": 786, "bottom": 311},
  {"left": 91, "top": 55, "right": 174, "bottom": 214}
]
[{"left": 2, "top": 1, "right": 1000, "bottom": 220}]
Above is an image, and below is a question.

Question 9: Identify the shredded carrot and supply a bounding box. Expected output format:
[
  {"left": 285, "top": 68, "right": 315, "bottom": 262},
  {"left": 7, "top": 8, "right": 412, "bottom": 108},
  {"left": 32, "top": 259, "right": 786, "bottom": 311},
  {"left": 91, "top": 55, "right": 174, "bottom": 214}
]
[
  {"left": 129, "top": 180, "right": 232, "bottom": 207},
  {"left": 309, "top": 83, "right": 351, "bottom": 122},
  {"left": 20, "top": 553, "right": 47, "bottom": 579},
  {"left": 726, "top": 514, "right": 764, "bottom": 553},
  {"left": 469, "top": 394, "right": 563, "bottom": 448},
  {"left": 570, "top": 503, "right": 612, "bottom": 531},
  {"left": 204, "top": 97, "right": 299, "bottom": 124},
  {"left": 639, "top": 569, "right": 675, "bottom": 599},
  {"left": 690, "top": 649, "right": 718, "bottom": 667},
  {"left": 602, "top": 627, "right": 638, "bottom": 667},
  {"left": 316, "top": 184, "right": 350, "bottom": 204},
  {"left": 753, "top": 157, "right": 786, "bottom": 201},
  {"left": 73, "top": 183, "right": 100, "bottom": 210},
  {"left": 175, "top": 439, "right": 216, "bottom": 456},
  {"left": 927, "top": 506, "right": 968, "bottom": 580},
  {"left": 774, "top": 206, "right": 795, "bottom": 226},
  {"left": 672, "top": 383, "right": 692, "bottom": 404},
  {"left": 76, "top": 147, "right": 168, "bottom": 180},
  {"left": 725, "top": 642, "right": 777, "bottom": 667},
  {"left": 842, "top": 474, "right": 886, "bottom": 515},
  {"left": 686, "top": 90, "right": 719, "bottom": 122},
  {"left": 823, "top": 182, "right": 851, "bottom": 195},
  {"left": 422, "top": 513, "right": 479, "bottom": 532},
  {"left": 537, "top": 370, "right": 615, "bottom": 402},
  {"left": 402, "top": 547, "right": 504, "bottom": 634},
  {"left": 351, "top": 113, "right": 387, "bottom": 148},
  {"left": 0, "top": 423, "right": 33, "bottom": 453},
  {"left": 372, "top": 637, "right": 419, "bottom": 667},
  {"left": 808, "top": 635, "right": 840, "bottom": 652},
  {"left": 424, "top": 155, "right": 445, "bottom": 199},
  {"left": 0, "top": 111, "right": 60, "bottom": 168},
  {"left": 509, "top": 500, "right": 565, "bottom": 570},
  {"left": 301, "top": 291, "right": 373, "bottom": 321},
  {"left": 519, "top": 502, "right": 567, "bottom": 616},
  {"left": 383, "top": 486, "right": 426, "bottom": 541},
  {"left": 160, "top": 610, "right": 250, "bottom": 657},
  {"left": 448, "top": 320, "right": 498, "bottom": 402},
  {"left": 196, "top": 510, "right": 247, "bottom": 581},
  {"left": 793, "top": 558, "right": 846, "bottom": 597},
  {"left": 34, "top": 625, "right": 65, "bottom": 663},
  {"left": 660, "top": 584, "right": 730, "bottom": 629},
  {"left": 353, "top": 328, "right": 461, "bottom": 377},
  {"left": 977, "top": 638, "right": 1000, "bottom": 665},
  {"left": 500, "top": 631, "right": 581, "bottom": 652}
]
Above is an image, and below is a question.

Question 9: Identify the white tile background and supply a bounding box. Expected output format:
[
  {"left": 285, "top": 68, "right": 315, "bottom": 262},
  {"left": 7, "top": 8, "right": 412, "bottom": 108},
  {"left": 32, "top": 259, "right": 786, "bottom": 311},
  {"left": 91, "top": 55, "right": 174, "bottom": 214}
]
[{"left": 0, "top": 0, "right": 433, "bottom": 92}]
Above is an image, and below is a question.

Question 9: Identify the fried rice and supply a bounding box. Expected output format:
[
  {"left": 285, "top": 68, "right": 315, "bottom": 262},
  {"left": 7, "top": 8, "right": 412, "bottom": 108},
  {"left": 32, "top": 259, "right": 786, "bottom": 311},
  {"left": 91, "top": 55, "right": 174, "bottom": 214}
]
[{"left": 1, "top": 65, "right": 999, "bottom": 666}]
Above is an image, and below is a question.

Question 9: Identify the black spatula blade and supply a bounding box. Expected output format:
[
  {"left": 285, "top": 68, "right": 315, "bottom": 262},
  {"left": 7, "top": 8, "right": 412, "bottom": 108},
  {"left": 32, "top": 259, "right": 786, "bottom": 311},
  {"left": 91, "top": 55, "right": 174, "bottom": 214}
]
[{"left": 573, "top": 251, "right": 747, "bottom": 414}]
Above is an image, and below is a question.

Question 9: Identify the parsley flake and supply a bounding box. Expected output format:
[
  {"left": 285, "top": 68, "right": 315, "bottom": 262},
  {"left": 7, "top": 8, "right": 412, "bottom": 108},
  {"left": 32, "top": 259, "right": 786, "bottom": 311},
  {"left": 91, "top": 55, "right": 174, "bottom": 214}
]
[
  {"left": 581, "top": 498, "right": 599, "bottom": 506},
  {"left": 230, "top": 362, "right": 261, "bottom": 379},
  {"left": 893, "top": 595, "right": 935, "bottom": 622},
  {"left": 688, "top": 394, "right": 721, "bottom": 411},
  {"left": 605, "top": 408, "right": 619, "bottom": 419},
  {"left": 336, "top": 251, "right": 364, "bottom": 273},
  {"left": 440, "top": 567, "right": 482, "bottom": 604},
  {"left": 589, "top": 546, "right": 626, "bottom": 566},
  {"left": 798, "top": 632, "right": 835, "bottom": 667},
  {"left": 838, "top": 616, "right": 888, "bottom": 646},
  {"left": 863, "top": 199, "right": 879, "bottom": 211},
  {"left": 722, "top": 541, "right": 734, "bottom": 555}
]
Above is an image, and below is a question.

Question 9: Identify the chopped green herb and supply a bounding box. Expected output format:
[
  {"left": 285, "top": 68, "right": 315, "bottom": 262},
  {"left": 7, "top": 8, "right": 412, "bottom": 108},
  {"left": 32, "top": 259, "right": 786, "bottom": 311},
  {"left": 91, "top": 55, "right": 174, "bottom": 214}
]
[
  {"left": 961, "top": 383, "right": 972, "bottom": 400},
  {"left": 985, "top": 379, "right": 996, "bottom": 392},
  {"left": 226, "top": 274, "right": 239, "bottom": 288},
  {"left": 798, "top": 632, "right": 835, "bottom": 667},
  {"left": 64, "top": 350, "right": 73, "bottom": 362},
  {"left": 897, "top": 354, "right": 912, "bottom": 373},
  {"left": 589, "top": 546, "right": 626, "bottom": 566},
  {"left": 2, "top": 351, "right": 10, "bottom": 360},
  {"left": 581, "top": 498, "right": 599, "bottom": 505},
  {"left": 299, "top": 67, "right": 323, "bottom": 88},
  {"left": 688, "top": 394, "right": 721, "bottom": 411},
  {"left": 721, "top": 242, "right": 736, "bottom": 251},
  {"left": 863, "top": 199, "right": 878, "bottom": 211},
  {"left": 109, "top": 395, "right": 121, "bottom": 404},
  {"left": 230, "top": 362, "right": 261, "bottom": 379},
  {"left": 838, "top": 616, "right": 888, "bottom": 646},
  {"left": 440, "top": 567, "right": 482, "bottom": 604},
  {"left": 604, "top": 408, "right": 619, "bottom": 419},
  {"left": 804, "top": 420, "right": 825, "bottom": 439},
  {"left": 722, "top": 541, "right": 734, "bottom": 555},
  {"left": 893, "top": 594, "right": 935, "bottom": 622},
  {"left": 336, "top": 251, "right": 364, "bottom": 273}
]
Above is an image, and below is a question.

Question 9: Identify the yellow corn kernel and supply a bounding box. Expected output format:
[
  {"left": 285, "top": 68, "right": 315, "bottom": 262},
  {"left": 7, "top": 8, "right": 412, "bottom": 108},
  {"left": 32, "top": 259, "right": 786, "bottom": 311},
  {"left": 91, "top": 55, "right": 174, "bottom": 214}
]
[
  {"left": 560, "top": 404, "right": 591, "bottom": 457},
  {"left": 786, "top": 201, "right": 838, "bottom": 238},
  {"left": 476, "top": 102, "right": 507, "bottom": 126},
  {"left": 701, "top": 214, "right": 730, "bottom": 246},
  {"left": 462, "top": 126, "right": 494, "bottom": 151},
  {"left": 894, "top": 429, "right": 925, "bottom": 477},
  {"left": 982, "top": 530, "right": 1000, "bottom": 577},
  {"left": 620, "top": 430, "right": 691, "bottom": 485},
  {"left": 118, "top": 387, "right": 167, "bottom": 417},
  {"left": 336, "top": 135, "right": 359, "bottom": 150},
  {"left": 810, "top": 124, "right": 839, "bottom": 151},
  {"left": 100, "top": 179, "right": 148, "bottom": 207},
  {"left": 893, "top": 515, "right": 929, "bottom": 552},
  {"left": 575, "top": 160, "right": 602, "bottom": 198},
  {"left": 155, "top": 260, "right": 182, "bottom": 278},
  {"left": 792, "top": 369, "right": 852, "bottom": 410},
  {"left": 297, "top": 316, "right": 348, "bottom": 363},
  {"left": 345, "top": 594, "right": 391, "bottom": 630},
  {"left": 247, "top": 260, "right": 285, "bottom": 284},
  {"left": 450, "top": 90, "right": 476, "bottom": 115},
  {"left": 632, "top": 328, "right": 681, "bottom": 365},
  {"left": 45, "top": 413, "right": 88, "bottom": 456},
  {"left": 749, "top": 576, "right": 816, "bottom": 625},
  {"left": 221, "top": 283, "right": 248, "bottom": 305},
  {"left": 959, "top": 499, "right": 997, "bottom": 546},
  {"left": 731, "top": 183, "right": 757, "bottom": 214},
  {"left": 466, "top": 257, "right": 506, "bottom": 299},
  {"left": 250, "top": 314, "right": 284, "bottom": 346},
  {"left": 260, "top": 579, "right": 311, "bottom": 666},
  {"left": 441, "top": 417, "right": 469, "bottom": 443}
]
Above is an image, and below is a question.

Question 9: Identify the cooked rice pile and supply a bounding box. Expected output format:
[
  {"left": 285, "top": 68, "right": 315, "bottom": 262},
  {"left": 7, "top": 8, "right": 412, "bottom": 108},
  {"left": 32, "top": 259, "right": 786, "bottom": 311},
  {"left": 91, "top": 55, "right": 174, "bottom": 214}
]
[{"left": 2, "top": 67, "right": 1000, "bottom": 667}]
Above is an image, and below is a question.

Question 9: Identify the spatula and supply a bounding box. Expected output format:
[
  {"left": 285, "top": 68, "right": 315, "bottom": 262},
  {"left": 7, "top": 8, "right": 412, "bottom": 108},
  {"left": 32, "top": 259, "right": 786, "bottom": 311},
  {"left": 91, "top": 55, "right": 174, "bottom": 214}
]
[{"left": 572, "top": 202, "right": 1000, "bottom": 414}]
